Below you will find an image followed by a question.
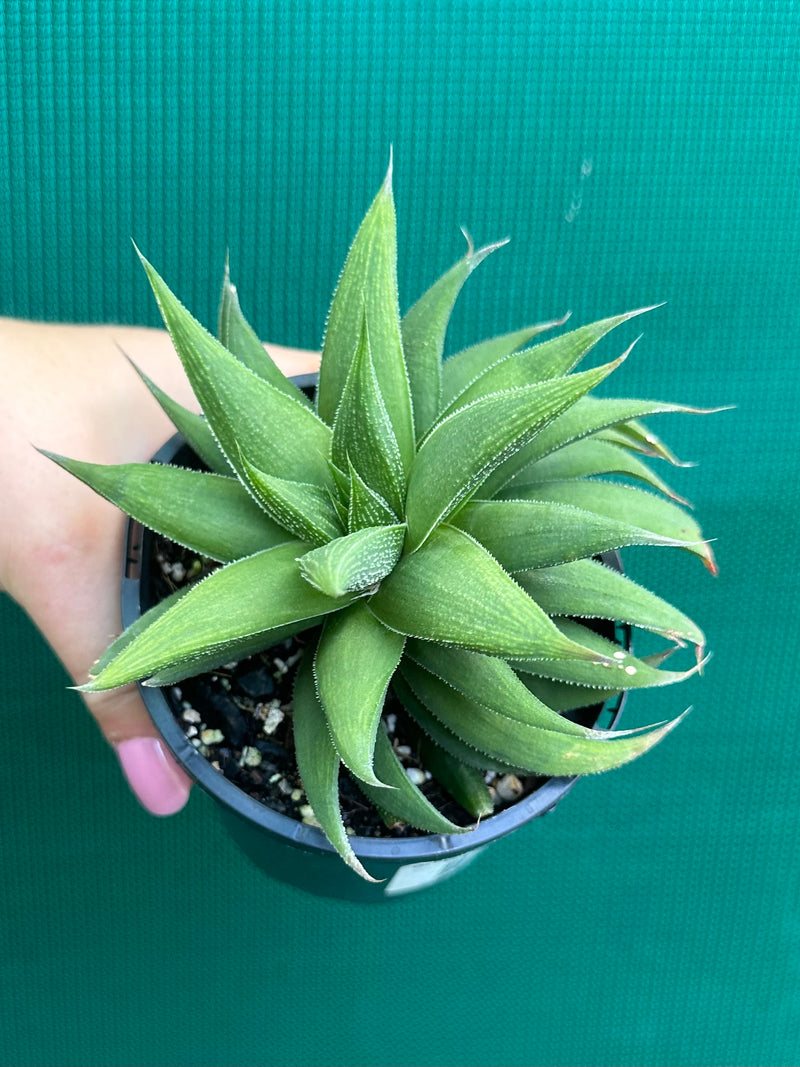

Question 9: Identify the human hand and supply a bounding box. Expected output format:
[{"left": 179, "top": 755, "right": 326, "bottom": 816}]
[{"left": 0, "top": 318, "right": 320, "bottom": 815}]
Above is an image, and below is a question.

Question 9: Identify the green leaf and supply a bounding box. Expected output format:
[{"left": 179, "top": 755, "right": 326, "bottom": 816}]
[
  {"left": 369, "top": 524, "right": 614, "bottom": 664},
  {"left": 91, "top": 585, "right": 191, "bottom": 677},
  {"left": 392, "top": 673, "right": 522, "bottom": 774},
  {"left": 526, "top": 394, "right": 725, "bottom": 460},
  {"left": 522, "top": 644, "right": 687, "bottom": 714},
  {"left": 126, "top": 357, "right": 231, "bottom": 475},
  {"left": 347, "top": 459, "right": 398, "bottom": 531},
  {"left": 355, "top": 725, "right": 469, "bottom": 834},
  {"left": 317, "top": 160, "right": 415, "bottom": 471},
  {"left": 452, "top": 498, "right": 695, "bottom": 572},
  {"left": 217, "top": 257, "right": 313, "bottom": 407},
  {"left": 528, "top": 398, "right": 727, "bottom": 465},
  {"left": 144, "top": 619, "right": 319, "bottom": 686},
  {"left": 404, "top": 640, "right": 619, "bottom": 738},
  {"left": 298, "top": 524, "right": 406, "bottom": 597},
  {"left": 515, "top": 558, "right": 706, "bottom": 646},
  {"left": 440, "top": 315, "right": 570, "bottom": 407},
  {"left": 137, "top": 249, "right": 334, "bottom": 491},
  {"left": 314, "top": 602, "right": 405, "bottom": 786},
  {"left": 511, "top": 437, "right": 690, "bottom": 504},
  {"left": 514, "top": 618, "right": 709, "bottom": 690},
  {"left": 81, "top": 541, "right": 353, "bottom": 690},
  {"left": 330, "top": 315, "right": 406, "bottom": 516},
  {"left": 401, "top": 234, "right": 508, "bottom": 439},
  {"left": 405, "top": 356, "right": 624, "bottom": 550},
  {"left": 440, "top": 309, "right": 654, "bottom": 417},
  {"left": 597, "top": 419, "right": 700, "bottom": 466},
  {"left": 519, "top": 673, "right": 623, "bottom": 715},
  {"left": 483, "top": 396, "right": 722, "bottom": 498},
  {"left": 401, "top": 659, "right": 687, "bottom": 777},
  {"left": 242, "top": 458, "right": 344, "bottom": 545},
  {"left": 42, "top": 453, "right": 289, "bottom": 562},
  {"left": 329, "top": 490, "right": 349, "bottom": 528},
  {"left": 413, "top": 729, "right": 495, "bottom": 819},
  {"left": 510, "top": 479, "right": 717, "bottom": 573},
  {"left": 329, "top": 462, "right": 351, "bottom": 505},
  {"left": 292, "top": 650, "right": 378, "bottom": 882}
]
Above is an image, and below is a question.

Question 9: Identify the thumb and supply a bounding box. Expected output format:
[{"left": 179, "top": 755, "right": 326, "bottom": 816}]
[{"left": 82, "top": 684, "right": 192, "bottom": 816}]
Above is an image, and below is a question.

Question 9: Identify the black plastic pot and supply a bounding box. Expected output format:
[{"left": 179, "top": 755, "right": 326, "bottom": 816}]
[{"left": 122, "top": 377, "right": 629, "bottom": 902}]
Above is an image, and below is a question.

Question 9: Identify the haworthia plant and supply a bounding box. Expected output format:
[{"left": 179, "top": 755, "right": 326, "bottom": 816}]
[{"left": 49, "top": 159, "right": 720, "bottom": 880}]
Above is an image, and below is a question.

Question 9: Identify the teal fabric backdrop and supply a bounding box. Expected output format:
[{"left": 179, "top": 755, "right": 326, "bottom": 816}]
[{"left": 1, "top": 2, "right": 797, "bottom": 1065}]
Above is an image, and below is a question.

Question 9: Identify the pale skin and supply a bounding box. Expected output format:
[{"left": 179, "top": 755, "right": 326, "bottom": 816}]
[{"left": 0, "top": 317, "right": 320, "bottom": 812}]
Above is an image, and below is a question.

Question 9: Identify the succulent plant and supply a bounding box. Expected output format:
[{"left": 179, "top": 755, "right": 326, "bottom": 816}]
[{"left": 46, "top": 160, "right": 718, "bottom": 880}]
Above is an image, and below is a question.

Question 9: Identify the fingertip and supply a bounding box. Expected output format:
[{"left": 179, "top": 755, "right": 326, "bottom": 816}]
[{"left": 115, "top": 736, "right": 192, "bottom": 816}]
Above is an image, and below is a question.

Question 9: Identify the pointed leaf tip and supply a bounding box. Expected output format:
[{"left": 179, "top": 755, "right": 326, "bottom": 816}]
[
  {"left": 616, "top": 335, "right": 641, "bottom": 364},
  {"left": 468, "top": 236, "right": 511, "bottom": 271},
  {"left": 131, "top": 238, "right": 147, "bottom": 265},
  {"left": 459, "top": 228, "right": 510, "bottom": 270},
  {"left": 704, "top": 542, "right": 719, "bottom": 576}
]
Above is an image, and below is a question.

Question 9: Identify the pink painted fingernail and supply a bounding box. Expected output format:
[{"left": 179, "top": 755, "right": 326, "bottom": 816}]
[{"left": 115, "top": 737, "right": 192, "bottom": 816}]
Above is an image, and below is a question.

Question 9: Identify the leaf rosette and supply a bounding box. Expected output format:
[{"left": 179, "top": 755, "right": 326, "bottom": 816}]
[{"left": 47, "top": 160, "right": 719, "bottom": 879}]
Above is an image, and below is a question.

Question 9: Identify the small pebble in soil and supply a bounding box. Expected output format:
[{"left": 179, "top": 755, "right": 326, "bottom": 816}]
[
  {"left": 260, "top": 705, "right": 285, "bottom": 735},
  {"left": 299, "top": 804, "right": 321, "bottom": 828},
  {"left": 495, "top": 774, "right": 524, "bottom": 801}
]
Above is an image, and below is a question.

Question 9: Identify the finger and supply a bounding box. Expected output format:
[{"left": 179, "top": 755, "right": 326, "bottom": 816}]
[
  {"left": 82, "top": 685, "right": 192, "bottom": 816},
  {"left": 264, "top": 342, "right": 321, "bottom": 378}
]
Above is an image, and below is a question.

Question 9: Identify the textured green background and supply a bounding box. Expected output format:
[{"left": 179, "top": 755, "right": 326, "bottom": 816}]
[{"left": 1, "top": 2, "right": 797, "bottom": 1065}]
